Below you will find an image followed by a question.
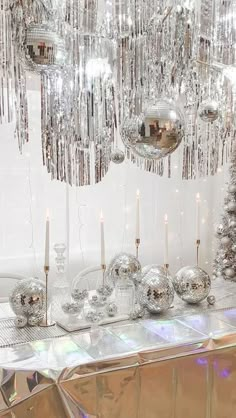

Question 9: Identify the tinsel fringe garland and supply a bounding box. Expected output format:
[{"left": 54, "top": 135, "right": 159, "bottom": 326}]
[{"left": 0, "top": 0, "right": 235, "bottom": 184}]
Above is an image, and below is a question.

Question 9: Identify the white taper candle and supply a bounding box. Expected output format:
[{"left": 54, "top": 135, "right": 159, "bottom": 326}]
[
  {"left": 45, "top": 209, "right": 50, "bottom": 268},
  {"left": 196, "top": 193, "right": 200, "bottom": 240},
  {"left": 100, "top": 211, "right": 105, "bottom": 266},
  {"left": 136, "top": 190, "right": 140, "bottom": 240},
  {"left": 164, "top": 214, "right": 169, "bottom": 265}
]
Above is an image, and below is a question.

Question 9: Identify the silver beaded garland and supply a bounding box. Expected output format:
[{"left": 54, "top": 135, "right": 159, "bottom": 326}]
[{"left": 221, "top": 236, "right": 231, "bottom": 246}]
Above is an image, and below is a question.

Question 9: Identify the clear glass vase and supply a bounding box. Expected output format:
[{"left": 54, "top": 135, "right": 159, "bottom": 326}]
[
  {"left": 115, "top": 277, "right": 135, "bottom": 316},
  {"left": 51, "top": 243, "right": 71, "bottom": 321}
]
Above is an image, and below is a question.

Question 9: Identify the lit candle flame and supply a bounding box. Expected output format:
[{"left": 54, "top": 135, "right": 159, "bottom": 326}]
[
  {"left": 164, "top": 214, "right": 168, "bottom": 223},
  {"left": 46, "top": 208, "right": 50, "bottom": 221},
  {"left": 196, "top": 193, "right": 200, "bottom": 202},
  {"left": 136, "top": 189, "right": 140, "bottom": 198},
  {"left": 100, "top": 210, "right": 104, "bottom": 222}
]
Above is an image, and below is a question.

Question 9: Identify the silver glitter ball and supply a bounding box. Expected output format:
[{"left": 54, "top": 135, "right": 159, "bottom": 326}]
[
  {"left": 224, "top": 267, "right": 235, "bottom": 278},
  {"left": 28, "top": 315, "right": 41, "bottom": 326},
  {"left": 139, "top": 267, "right": 174, "bottom": 314},
  {"left": 229, "top": 220, "right": 236, "bottom": 228},
  {"left": 221, "top": 236, "right": 231, "bottom": 246},
  {"left": 228, "top": 184, "right": 236, "bottom": 193},
  {"left": 9, "top": 278, "right": 46, "bottom": 322},
  {"left": 173, "top": 266, "right": 211, "bottom": 304},
  {"left": 71, "top": 289, "right": 88, "bottom": 302},
  {"left": 25, "top": 23, "right": 67, "bottom": 72},
  {"left": 111, "top": 149, "right": 125, "bottom": 164},
  {"left": 88, "top": 295, "right": 107, "bottom": 308},
  {"left": 107, "top": 252, "right": 141, "bottom": 286},
  {"left": 215, "top": 224, "right": 224, "bottom": 235},
  {"left": 14, "top": 315, "right": 27, "bottom": 328},
  {"left": 122, "top": 99, "right": 184, "bottom": 160},
  {"left": 232, "top": 244, "right": 236, "bottom": 253},
  {"left": 85, "top": 310, "right": 105, "bottom": 323},
  {"left": 62, "top": 302, "right": 83, "bottom": 315},
  {"left": 106, "top": 302, "right": 118, "bottom": 317},
  {"left": 207, "top": 295, "right": 216, "bottom": 305},
  {"left": 226, "top": 201, "right": 236, "bottom": 212},
  {"left": 96, "top": 284, "right": 114, "bottom": 297},
  {"left": 199, "top": 100, "right": 219, "bottom": 122},
  {"left": 142, "top": 264, "right": 171, "bottom": 281},
  {"left": 130, "top": 304, "right": 146, "bottom": 320}
]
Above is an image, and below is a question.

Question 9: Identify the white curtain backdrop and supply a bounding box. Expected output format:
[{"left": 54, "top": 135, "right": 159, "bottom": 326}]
[{"left": 0, "top": 74, "right": 229, "bottom": 296}]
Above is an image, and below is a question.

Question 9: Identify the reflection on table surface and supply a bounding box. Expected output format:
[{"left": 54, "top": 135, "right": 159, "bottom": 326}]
[{"left": 0, "top": 307, "right": 236, "bottom": 371}]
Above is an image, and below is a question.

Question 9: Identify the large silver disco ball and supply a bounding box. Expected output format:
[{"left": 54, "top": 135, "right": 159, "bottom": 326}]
[
  {"left": 25, "top": 23, "right": 67, "bottom": 72},
  {"left": 173, "top": 266, "right": 211, "bottom": 304},
  {"left": 199, "top": 100, "right": 219, "bottom": 123},
  {"left": 9, "top": 278, "right": 46, "bottom": 324},
  {"left": 107, "top": 252, "right": 142, "bottom": 286},
  {"left": 142, "top": 264, "right": 172, "bottom": 281},
  {"left": 139, "top": 267, "right": 174, "bottom": 313},
  {"left": 122, "top": 99, "right": 184, "bottom": 160}
]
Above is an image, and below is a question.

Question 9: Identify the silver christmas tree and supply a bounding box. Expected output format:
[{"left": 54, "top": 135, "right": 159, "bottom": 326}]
[{"left": 214, "top": 144, "right": 236, "bottom": 282}]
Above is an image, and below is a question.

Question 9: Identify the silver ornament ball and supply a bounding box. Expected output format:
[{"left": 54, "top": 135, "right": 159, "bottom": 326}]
[
  {"left": 14, "top": 316, "right": 27, "bottom": 328},
  {"left": 224, "top": 267, "right": 235, "bottom": 278},
  {"left": 207, "top": 295, "right": 216, "bottom": 305},
  {"left": 229, "top": 220, "right": 236, "bottom": 228},
  {"left": 71, "top": 288, "right": 88, "bottom": 302},
  {"left": 228, "top": 184, "right": 236, "bottom": 194},
  {"left": 28, "top": 315, "right": 42, "bottom": 326},
  {"left": 226, "top": 201, "right": 236, "bottom": 212},
  {"left": 62, "top": 302, "right": 83, "bottom": 315},
  {"left": 9, "top": 278, "right": 46, "bottom": 321},
  {"left": 25, "top": 23, "right": 67, "bottom": 72},
  {"left": 106, "top": 302, "right": 118, "bottom": 317},
  {"left": 221, "top": 236, "right": 231, "bottom": 246},
  {"left": 199, "top": 100, "right": 219, "bottom": 122},
  {"left": 232, "top": 244, "right": 236, "bottom": 253},
  {"left": 107, "top": 252, "right": 141, "bottom": 286},
  {"left": 139, "top": 267, "right": 174, "bottom": 314},
  {"left": 130, "top": 304, "right": 146, "bottom": 320},
  {"left": 173, "top": 266, "right": 211, "bottom": 304},
  {"left": 122, "top": 99, "right": 184, "bottom": 160},
  {"left": 215, "top": 224, "right": 224, "bottom": 235},
  {"left": 111, "top": 149, "right": 125, "bottom": 164}
]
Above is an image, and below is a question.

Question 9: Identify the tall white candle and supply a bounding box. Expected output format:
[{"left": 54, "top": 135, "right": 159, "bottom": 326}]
[
  {"left": 100, "top": 211, "right": 105, "bottom": 266},
  {"left": 196, "top": 193, "right": 200, "bottom": 240},
  {"left": 164, "top": 214, "right": 169, "bottom": 265},
  {"left": 136, "top": 190, "right": 140, "bottom": 240},
  {"left": 45, "top": 209, "right": 50, "bottom": 268}
]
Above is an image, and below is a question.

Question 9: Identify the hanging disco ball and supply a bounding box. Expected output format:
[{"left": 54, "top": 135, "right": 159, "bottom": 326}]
[
  {"left": 139, "top": 267, "right": 174, "bottom": 314},
  {"left": 122, "top": 99, "right": 184, "bottom": 160},
  {"left": 111, "top": 149, "right": 125, "bottom": 164},
  {"left": 106, "top": 252, "right": 142, "bottom": 286},
  {"left": 9, "top": 278, "right": 46, "bottom": 325},
  {"left": 199, "top": 100, "right": 219, "bottom": 123},
  {"left": 173, "top": 266, "right": 211, "bottom": 304},
  {"left": 25, "top": 23, "right": 67, "bottom": 72}
]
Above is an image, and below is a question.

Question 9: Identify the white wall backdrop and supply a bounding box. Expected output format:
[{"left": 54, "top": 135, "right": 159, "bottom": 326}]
[{"left": 0, "top": 74, "right": 229, "bottom": 296}]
